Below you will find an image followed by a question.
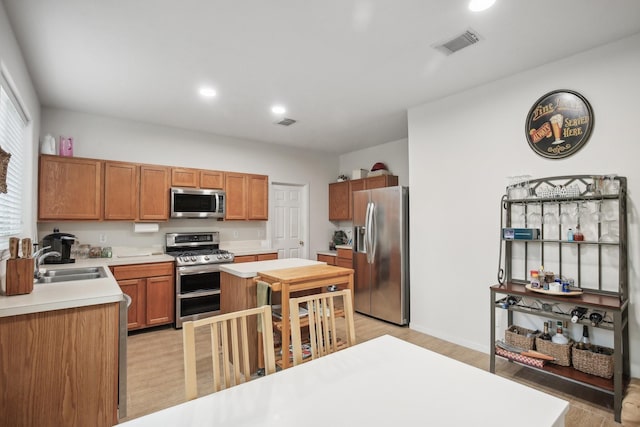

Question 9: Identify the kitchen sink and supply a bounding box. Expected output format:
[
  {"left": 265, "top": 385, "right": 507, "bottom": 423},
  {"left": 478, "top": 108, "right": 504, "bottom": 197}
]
[{"left": 35, "top": 266, "right": 107, "bottom": 284}]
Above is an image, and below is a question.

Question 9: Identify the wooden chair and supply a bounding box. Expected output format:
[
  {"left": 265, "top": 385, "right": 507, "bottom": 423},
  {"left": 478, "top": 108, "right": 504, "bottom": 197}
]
[
  {"left": 182, "top": 305, "right": 276, "bottom": 400},
  {"left": 289, "top": 289, "right": 356, "bottom": 366}
]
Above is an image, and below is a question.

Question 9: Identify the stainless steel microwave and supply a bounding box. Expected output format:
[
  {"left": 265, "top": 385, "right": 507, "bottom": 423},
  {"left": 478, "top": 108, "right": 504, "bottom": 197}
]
[{"left": 170, "top": 187, "right": 226, "bottom": 219}]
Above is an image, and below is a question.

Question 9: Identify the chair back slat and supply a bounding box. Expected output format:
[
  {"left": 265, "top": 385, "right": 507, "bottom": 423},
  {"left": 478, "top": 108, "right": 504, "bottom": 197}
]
[
  {"left": 183, "top": 305, "right": 276, "bottom": 400},
  {"left": 289, "top": 289, "right": 356, "bottom": 366}
]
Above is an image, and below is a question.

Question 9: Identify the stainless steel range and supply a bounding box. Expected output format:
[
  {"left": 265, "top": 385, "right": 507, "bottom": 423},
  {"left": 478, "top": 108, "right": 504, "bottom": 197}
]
[{"left": 165, "top": 232, "right": 234, "bottom": 328}]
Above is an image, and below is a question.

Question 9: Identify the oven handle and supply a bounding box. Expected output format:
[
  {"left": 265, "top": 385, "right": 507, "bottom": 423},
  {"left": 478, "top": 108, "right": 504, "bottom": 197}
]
[{"left": 177, "top": 265, "right": 223, "bottom": 275}]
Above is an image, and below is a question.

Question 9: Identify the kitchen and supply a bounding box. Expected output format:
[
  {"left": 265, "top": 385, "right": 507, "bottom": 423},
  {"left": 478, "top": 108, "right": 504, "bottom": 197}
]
[{"left": 2, "top": 1, "right": 640, "bottom": 426}]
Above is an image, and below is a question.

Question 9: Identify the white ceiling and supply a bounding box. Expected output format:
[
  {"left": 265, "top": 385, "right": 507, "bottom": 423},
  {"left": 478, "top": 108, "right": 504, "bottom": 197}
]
[{"left": 4, "top": 1, "right": 640, "bottom": 154}]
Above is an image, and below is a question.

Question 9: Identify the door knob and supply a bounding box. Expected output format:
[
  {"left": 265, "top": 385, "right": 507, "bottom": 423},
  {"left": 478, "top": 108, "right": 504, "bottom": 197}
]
[{"left": 299, "top": 240, "right": 304, "bottom": 246}]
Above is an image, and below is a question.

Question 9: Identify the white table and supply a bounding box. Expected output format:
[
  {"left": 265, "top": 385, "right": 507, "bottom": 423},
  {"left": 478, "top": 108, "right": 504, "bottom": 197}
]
[{"left": 118, "top": 335, "right": 568, "bottom": 427}]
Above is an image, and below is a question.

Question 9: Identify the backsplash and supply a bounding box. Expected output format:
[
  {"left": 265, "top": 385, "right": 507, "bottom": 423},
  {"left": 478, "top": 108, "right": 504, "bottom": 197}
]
[{"left": 36, "top": 220, "right": 268, "bottom": 250}]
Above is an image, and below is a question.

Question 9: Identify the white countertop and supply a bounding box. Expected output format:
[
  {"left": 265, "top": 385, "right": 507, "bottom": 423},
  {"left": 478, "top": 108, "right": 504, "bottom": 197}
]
[
  {"left": 0, "top": 254, "right": 175, "bottom": 318},
  {"left": 335, "top": 244, "right": 352, "bottom": 250},
  {"left": 219, "top": 258, "right": 324, "bottom": 278},
  {"left": 316, "top": 250, "right": 337, "bottom": 256},
  {"left": 117, "top": 335, "right": 569, "bottom": 427}
]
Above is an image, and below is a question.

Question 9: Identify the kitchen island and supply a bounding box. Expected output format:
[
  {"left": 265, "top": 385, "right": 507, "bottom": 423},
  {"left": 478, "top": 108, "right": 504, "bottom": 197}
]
[
  {"left": 220, "top": 258, "right": 354, "bottom": 370},
  {"left": 0, "top": 254, "right": 171, "bottom": 427}
]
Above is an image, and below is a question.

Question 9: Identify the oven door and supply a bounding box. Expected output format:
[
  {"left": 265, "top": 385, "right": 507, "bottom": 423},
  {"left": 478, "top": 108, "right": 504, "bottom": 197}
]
[{"left": 175, "top": 264, "right": 223, "bottom": 328}]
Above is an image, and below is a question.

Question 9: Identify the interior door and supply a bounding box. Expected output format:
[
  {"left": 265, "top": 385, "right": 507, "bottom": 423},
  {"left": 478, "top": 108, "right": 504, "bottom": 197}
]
[{"left": 271, "top": 183, "right": 307, "bottom": 259}]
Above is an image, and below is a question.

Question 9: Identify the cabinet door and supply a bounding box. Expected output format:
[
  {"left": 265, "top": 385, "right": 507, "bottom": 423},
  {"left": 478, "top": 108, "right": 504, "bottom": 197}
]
[
  {"left": 248, "top": 174, "right": 268, "bottom": 220},
  {"left": 365, "top": 175, "right": 398, "bottom": 189},
  {"left": 233, "top": 255, "right": 257, "bottom": 263},
  {"left": 200, "top": 170, "right": 225, "bottom": 189},
  {"left": 171, "top": 167, "right": 199, "bottom": 188},
  {"left": 145, "top": 275, "right": 175, "bottom": 326},
  {"left": 38, "top": 155, "right": 103, "bottom": 220},
  {"left": 225, "top": 172, "right": 248, "bottom": 220},
  {"left": 329, "top": 181, "right": 350, "bottom": 221},
  {"left": 119, "top": 278, "right": 144, "bottom": 330},
  {"left": 139, "top": 165, "right": 170, "bottom": 221},
  {"left": 104, "top": 161, "right": 139, "bottom": 220}
]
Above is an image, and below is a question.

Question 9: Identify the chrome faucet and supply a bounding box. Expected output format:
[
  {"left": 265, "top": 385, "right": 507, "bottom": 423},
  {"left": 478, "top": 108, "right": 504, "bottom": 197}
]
[{"left": 33, "top": 246, "right": 61, "bottom": 279}]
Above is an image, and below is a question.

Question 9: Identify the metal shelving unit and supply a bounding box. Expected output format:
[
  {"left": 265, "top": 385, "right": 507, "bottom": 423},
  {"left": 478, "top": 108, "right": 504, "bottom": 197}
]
[{"left": 489, "top": 175, "right": 629, "bottom": 422}]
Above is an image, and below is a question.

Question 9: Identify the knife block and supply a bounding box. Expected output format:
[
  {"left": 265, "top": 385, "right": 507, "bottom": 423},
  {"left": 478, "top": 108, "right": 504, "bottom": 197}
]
[{"left": 5, "top": 258, "right": 34, "bottom": 295}]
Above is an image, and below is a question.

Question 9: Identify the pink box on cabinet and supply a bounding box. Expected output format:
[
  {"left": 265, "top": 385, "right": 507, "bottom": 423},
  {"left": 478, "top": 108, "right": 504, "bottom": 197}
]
[{"left": 59, "top": 136, "right": 74, "bottom": 156}]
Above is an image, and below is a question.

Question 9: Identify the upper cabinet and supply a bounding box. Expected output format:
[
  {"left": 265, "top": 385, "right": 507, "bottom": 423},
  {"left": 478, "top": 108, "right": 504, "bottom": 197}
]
[
  {"left": 104, "top": 161, "right": 139, "bottom": 220},
  {"left": 328, "top": 175, "right": 399, "bottom": 221},
  {"left": 139, "top": 165, "right": 170, "bottom": 221},
  {"left": 38, "top": 155, "right": 103, "bottom": 220},
  {"left": 171, "top": 167, "right": 225, "bottom": 190},
  {"left": 38, "top": 155, "right": 265, "bottom": 222},
  {"left": 225, "top": 173, "right": 269, "bottom": 220}
]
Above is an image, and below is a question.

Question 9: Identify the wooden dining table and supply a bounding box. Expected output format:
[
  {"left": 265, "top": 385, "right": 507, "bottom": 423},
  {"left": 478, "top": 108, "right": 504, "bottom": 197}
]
[
  {"left": 255, "top": 263, "right": 354, "bottom": 369},
  {"left": 117, "top": 335, "right": 569, "bottom": 427}
]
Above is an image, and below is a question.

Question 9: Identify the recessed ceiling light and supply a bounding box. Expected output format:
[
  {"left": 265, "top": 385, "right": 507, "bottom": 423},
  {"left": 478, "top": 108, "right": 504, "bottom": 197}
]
[
  {"left": 199, "top": 87, "right": 217, "bottom": 98},
  {"left": 271, "top": 105, "right": 286, "bottom": 115},
  {"left": 468, "top": 0, "right": 495, "bottom": 12}
]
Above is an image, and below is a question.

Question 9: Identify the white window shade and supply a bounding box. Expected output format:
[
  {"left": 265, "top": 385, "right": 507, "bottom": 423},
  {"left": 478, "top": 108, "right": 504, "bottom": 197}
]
[{"left": 0, "top": 72, "right": 27, "bottom": 250}]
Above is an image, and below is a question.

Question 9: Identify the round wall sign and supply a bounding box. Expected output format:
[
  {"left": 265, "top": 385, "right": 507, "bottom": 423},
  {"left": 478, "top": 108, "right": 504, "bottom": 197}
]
[{"left": 525, "top": 90, "right": 594, "bottom": 159}]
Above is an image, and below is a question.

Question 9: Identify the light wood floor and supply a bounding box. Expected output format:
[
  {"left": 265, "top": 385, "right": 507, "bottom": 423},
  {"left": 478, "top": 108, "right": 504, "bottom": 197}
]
[{"left": 122, "top": 313, "right": 621, "bottom": 426}]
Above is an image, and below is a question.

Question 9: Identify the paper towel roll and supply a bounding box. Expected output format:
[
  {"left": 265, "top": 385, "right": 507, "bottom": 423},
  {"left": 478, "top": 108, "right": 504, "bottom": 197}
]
[{"left": 134, "top": 223, "right": 159, "bottom": 233}]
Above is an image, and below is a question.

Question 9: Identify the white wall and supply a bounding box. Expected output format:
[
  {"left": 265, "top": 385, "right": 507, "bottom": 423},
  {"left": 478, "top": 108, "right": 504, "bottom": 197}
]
[
  {"left": 39, "top": 108, "right": 338, "bottom": 254},
  {"left": 339, "top": 138, "right": 409, "bottom": 186},
  {"left": 408, "top": 33, "right": 640, "bottom": 375}
]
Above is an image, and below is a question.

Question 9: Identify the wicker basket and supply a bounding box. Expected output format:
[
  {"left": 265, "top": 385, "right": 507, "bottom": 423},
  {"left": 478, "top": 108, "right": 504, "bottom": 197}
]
[
  {"left": 572, "top": 345, "right": 614, "bottom": 379},
  {"left": 535, "top": 338, "right": 573, "bottom": 366},
  {"left": 505, "top": 325, "right": 538, "bottom": 350}
]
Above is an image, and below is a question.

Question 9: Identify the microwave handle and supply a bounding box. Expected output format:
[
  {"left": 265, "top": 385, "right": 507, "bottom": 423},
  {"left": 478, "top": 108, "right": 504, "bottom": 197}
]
[{"left": 215, "top": 193, "right": 220, "bottom": 212}]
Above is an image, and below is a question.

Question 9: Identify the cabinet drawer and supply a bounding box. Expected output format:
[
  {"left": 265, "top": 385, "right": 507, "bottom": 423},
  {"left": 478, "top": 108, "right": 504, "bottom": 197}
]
[
  {"left": 257, "top": 253, "right": 278, "bottom": 261},
  {"left": 233, "top": 255, "right": 256, "bottom": 263},
  {"left": 317, "top": 254, "right": 336, "bottom": 265},
  {"left": 336, "top": 248, "right": 352, "bottom": 260},
  {"left": 111, "top": 262, "right": 174, "bottom": 280}
]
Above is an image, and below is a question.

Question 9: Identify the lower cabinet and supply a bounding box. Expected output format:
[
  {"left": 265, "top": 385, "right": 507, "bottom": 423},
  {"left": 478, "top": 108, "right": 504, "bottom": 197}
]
[
  {"left": 317, "top": 254, "right": 336, "bottom": 265},
  {"left": 233, "top": 252, "right": 278, "bottom": 263},
  {"left": 335, "top": 248, "right": 353, "bottom": 268},
  {"left": 0, "top": 303, "right": 119, "bottom": 426},
  {"left": 110, "top": 262, "right": 175, "bottom": 330}
]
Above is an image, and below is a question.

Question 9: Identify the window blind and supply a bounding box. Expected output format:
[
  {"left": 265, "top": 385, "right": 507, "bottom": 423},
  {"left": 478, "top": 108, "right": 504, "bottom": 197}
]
[{"left": 0, "top": 72, "right": 27, "bottom": 250}]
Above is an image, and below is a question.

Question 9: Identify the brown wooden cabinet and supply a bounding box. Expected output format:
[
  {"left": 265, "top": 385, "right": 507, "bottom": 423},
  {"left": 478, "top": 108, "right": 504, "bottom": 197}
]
[
  {"left": 139, "top": 165, "right": 170, "bottom": 221},
  {"left": 38, "top": 155, "right": 103, "bottom": 220},
  {"left": 328, "top": 175, "right": 398, "bottom": 221},
  {"left": 110, "top": 262, "right": 174, "bottom": 331},
  {"left": 171, "top": 167, "right": 225, "bottom": 189},
  {"left": 171, "top": 167, "right": 199, "bottom": 187},
  {"left": 336, "top": 248, "right": 353, "bottom": 268},
  {"left": 104, "top": 161, "right": 139, "bottom": 220},
  {"left": 233, "top": 252, "right": 278, "bottom": 263},
  {"left": 225, "top": 172, "right": 269, "bottom": 220},
  {"left": 0, "top": 303, "right": 119, "bottom": 426},
  {"left": 317, "top": 253, "right": 336, "bottom": 265}
]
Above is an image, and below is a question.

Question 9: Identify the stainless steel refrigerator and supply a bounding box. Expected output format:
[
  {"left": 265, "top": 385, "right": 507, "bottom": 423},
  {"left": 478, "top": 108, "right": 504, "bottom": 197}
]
[{"left": 353, "top": 186, "right": 409, "bottom": 325}]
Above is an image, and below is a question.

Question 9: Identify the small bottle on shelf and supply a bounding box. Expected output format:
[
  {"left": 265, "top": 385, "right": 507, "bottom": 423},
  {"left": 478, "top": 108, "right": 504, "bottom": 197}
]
[
  {"left": 529, "top": 270, "right": 540, "bottom": 288},
  {"left": 540, "top": 322, "right": 552, "bottom": 340},
  {"left": 574, "top": 224, "right": 584, "bottom": 241},
  {"left": 581, "top": 325, "right": 591, "bottom": 348},
  {"left": 552, "top": 320, "right": 569, "bottom": 344},
  {"left": 567, "top": 228, "right": 574, "bottom": 241}
]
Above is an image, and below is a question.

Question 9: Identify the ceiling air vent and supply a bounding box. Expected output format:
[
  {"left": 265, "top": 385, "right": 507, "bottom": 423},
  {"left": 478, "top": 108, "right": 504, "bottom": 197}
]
[
  {"left": 275, "top": 117, "right": 297, "bottom": 126},
  {"left": 433, "top": 28, "right": 482, "bottom": 55}
]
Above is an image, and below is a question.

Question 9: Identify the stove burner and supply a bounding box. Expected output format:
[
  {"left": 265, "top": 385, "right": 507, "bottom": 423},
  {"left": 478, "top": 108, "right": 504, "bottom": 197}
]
[{"left": 165, "top": 232, "right": 234, "bottom": 266}]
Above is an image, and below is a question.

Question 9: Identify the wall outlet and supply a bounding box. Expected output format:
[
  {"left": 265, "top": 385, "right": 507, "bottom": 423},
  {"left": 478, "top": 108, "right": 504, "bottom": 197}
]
[
  {"left": 233, "top": 231, "right": 239, "bottom": 238},
  {"left": 99, "top": 233, "right": 107, "bottom": 243}
]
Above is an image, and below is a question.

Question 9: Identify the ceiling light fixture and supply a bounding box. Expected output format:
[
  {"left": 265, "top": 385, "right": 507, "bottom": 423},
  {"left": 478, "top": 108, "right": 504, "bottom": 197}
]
[
  {"left": 468, "top": 0, "right": 495, "bottom": 12},
  {"left": 199, "top": 87, "right": 217, "bottom": 97},
  {"left": 271, "top": 105, "right": 286, "bottom": 115}
]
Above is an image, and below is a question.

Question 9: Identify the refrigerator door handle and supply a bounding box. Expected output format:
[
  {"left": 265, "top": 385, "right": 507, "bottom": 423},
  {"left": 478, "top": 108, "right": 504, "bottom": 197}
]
[
  {"left": 364, "top": 202, "right": 372, "bottom": 264},
  {"left": 370, "top": 202, "right": 377, "bottom": 262}
]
